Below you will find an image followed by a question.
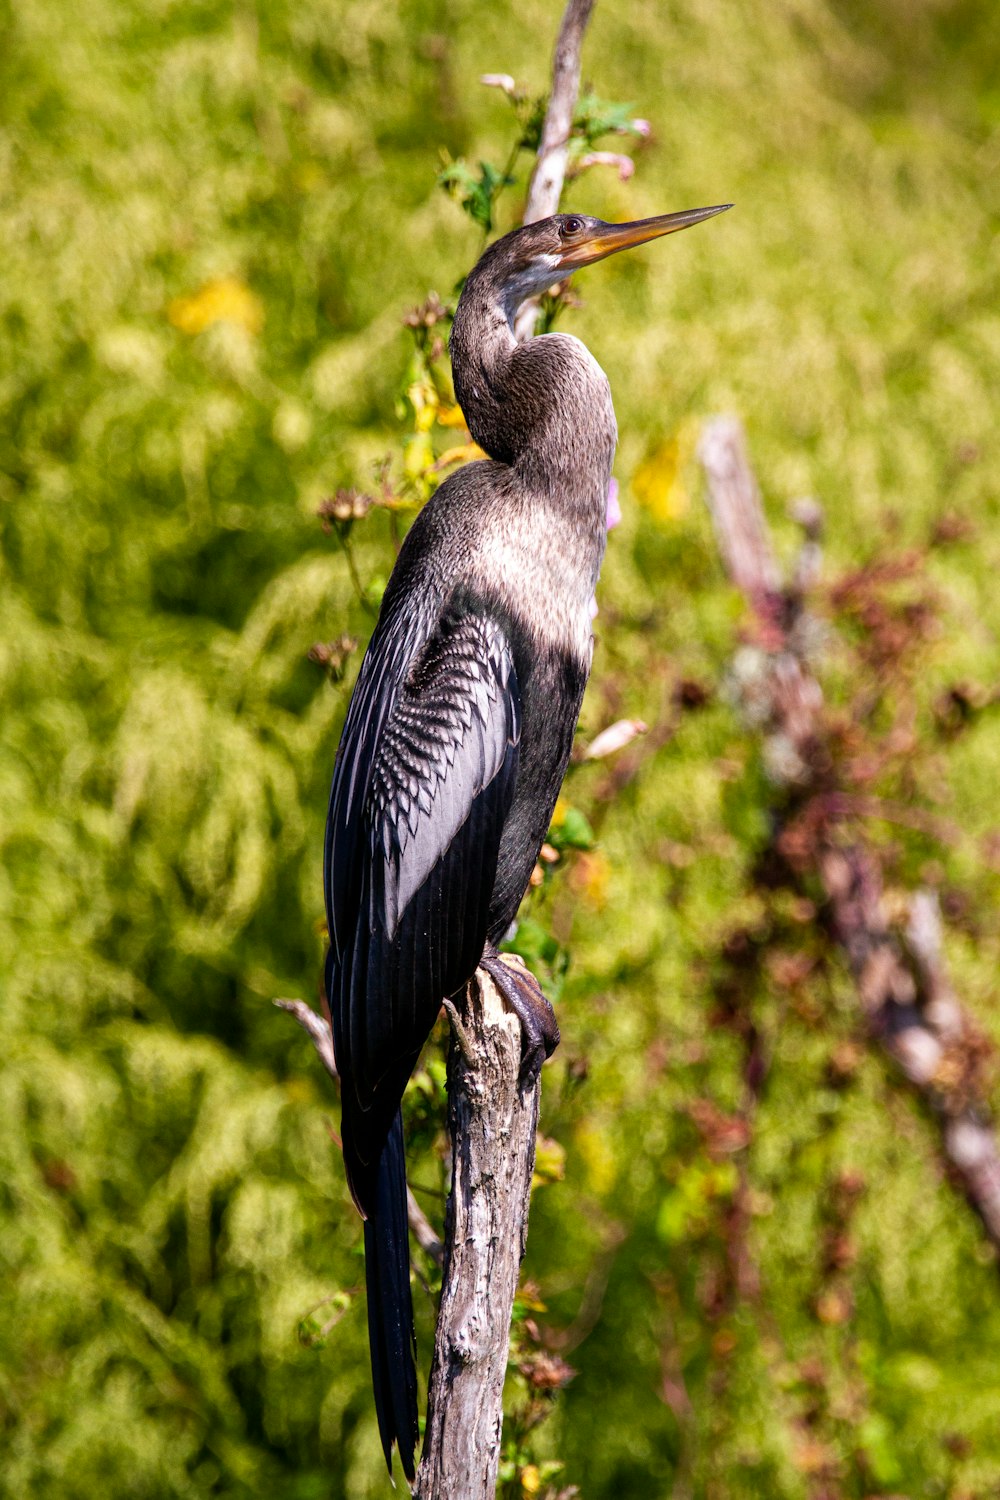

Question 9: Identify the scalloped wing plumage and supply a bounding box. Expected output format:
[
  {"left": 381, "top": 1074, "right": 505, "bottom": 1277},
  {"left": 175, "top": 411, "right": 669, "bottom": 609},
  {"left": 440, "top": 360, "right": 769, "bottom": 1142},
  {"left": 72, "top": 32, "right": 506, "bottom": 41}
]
[{"left": 324, "top": 600, "right": 521, "bottom": 1208}]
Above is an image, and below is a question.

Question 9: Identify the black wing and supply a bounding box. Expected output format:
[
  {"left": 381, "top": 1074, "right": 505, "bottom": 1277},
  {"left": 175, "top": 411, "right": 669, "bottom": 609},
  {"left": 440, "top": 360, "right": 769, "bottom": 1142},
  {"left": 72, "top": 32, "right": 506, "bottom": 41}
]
[{"left": 324, "top": 596, "right": 521, "bottom": 1210}]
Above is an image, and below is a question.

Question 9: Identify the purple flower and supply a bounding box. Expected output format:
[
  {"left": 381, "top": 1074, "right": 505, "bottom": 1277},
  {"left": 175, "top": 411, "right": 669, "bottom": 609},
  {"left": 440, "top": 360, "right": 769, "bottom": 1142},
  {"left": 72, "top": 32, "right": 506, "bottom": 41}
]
[
  {"left": 606, "top": 477, "right": 622, "bottom": 532},
  {"left": 575, "top": 151, "right": 635, "bottom": 182},
  {"left": 479, "top": 73, "right": 516, "bottom": 95}
]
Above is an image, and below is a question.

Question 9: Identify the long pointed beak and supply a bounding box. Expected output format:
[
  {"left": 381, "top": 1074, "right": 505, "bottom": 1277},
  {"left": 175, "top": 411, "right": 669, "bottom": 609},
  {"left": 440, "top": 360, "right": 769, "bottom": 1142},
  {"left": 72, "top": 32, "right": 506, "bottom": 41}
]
[{"left": 556, "top": 203, "right": 732, "bottom": 271}]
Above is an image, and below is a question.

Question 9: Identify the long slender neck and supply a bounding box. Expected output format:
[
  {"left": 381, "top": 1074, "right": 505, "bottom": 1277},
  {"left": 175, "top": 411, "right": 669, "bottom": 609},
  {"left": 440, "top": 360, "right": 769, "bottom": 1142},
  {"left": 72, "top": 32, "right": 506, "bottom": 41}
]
[{"left": 449, "top": 266, "right": 617, "bottom": 505}]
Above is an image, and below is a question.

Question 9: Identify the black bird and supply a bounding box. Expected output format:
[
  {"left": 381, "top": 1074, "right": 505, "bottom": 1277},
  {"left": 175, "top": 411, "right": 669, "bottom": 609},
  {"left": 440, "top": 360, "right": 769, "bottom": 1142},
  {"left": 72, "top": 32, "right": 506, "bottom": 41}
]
[{"left": 324, "top": 203, "right": 730, "bottom": 1478}]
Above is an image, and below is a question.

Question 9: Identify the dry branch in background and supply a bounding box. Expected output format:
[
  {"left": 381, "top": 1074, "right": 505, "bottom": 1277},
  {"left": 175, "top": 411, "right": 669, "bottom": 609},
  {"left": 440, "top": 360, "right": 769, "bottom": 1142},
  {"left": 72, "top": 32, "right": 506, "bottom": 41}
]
[
  {"left": 514, "top": 0, "right": 597, "bottom": 342},
  {"left": 698, "top": 414, "right": 1000, "bottom": 1251}
]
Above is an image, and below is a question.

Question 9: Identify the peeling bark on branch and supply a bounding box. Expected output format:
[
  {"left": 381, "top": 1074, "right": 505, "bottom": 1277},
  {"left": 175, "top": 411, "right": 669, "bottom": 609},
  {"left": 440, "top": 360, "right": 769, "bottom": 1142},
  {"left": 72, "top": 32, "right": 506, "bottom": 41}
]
[
  {"left": 414, "top": 970, "right": 540, "bottom": 1500},
  {"left": 698, "top": 413, "right": 1000, "bottom": 1254}
]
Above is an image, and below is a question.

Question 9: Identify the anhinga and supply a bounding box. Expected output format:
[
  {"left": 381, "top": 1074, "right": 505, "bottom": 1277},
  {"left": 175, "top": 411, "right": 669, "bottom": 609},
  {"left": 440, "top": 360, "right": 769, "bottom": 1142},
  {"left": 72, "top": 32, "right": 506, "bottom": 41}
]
[{"left": 324, "top": 202, "right": 730, "bottom": 1477}]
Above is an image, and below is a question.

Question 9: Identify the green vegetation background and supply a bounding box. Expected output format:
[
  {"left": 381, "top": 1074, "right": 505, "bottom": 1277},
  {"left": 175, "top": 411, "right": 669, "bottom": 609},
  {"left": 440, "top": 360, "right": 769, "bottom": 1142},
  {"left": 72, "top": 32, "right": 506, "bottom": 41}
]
[{"left": 3, "top": 0, "right": 1000, "bottom": 1495}]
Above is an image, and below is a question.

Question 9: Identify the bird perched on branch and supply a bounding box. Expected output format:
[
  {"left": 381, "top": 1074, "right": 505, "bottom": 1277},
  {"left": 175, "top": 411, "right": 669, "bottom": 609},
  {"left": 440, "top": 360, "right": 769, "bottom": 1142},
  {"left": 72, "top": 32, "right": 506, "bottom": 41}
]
[{"left": 324, "top": 202, "right": 730, "bottom": 1478}]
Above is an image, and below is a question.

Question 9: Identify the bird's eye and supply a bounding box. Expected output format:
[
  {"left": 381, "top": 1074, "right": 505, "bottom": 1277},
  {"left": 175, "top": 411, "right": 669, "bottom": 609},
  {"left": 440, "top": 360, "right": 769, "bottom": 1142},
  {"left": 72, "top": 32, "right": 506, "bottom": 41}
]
[{"left": 561, "top": 216, "right": 585, "bottom": 237}]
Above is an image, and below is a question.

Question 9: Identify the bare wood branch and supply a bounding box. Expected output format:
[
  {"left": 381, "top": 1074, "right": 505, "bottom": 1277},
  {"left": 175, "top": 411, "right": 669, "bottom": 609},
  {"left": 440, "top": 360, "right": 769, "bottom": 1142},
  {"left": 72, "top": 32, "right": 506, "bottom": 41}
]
[
  {"left": 442, "top": 996, "right": 476, "bottom": 1067},
  {"left": 514, "top": 0, "right": 597, "bottom": 342},
  {"left": 699, "top": 415, "right": 782, "bottom": 601},
  {"left": 273, "top": 997, "right": 443, "bottom": 1265},
  {"left": 274, "top": 997, "right": 338, "bottom": 1079},
  {"left": 414, "top": 969, "right": 540, "bottom": 1500},
  {"left": 522, "top": 0, "right": 596, "bottom": 225},
  {"left": 407, "top": 1187, "right": 445, "bottom": 1266},
  {"left": 698, "top": 413, "right": 1000, "bottom": 1254}
]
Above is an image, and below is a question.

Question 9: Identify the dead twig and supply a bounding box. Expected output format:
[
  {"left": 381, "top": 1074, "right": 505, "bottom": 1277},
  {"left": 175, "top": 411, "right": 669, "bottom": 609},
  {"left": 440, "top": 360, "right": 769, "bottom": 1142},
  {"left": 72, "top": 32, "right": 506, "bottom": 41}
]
[
  {"left": 274, "top": 997, "right": 443, "bottom": 1265},
  {"left": 698, "top": 413, "right": 1000, "bottom": 1255}
]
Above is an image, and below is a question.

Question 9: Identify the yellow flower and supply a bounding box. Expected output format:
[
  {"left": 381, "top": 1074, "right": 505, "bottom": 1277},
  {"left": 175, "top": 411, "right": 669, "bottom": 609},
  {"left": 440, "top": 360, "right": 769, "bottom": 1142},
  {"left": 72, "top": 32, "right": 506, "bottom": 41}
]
[
  {"left": 407, "top": 377, "right": 439, "bottom": 432},
  {"left": 520, "top": 1465, "right": 541, "bottom": 1497},
  {"left": 632, "top": 422, "right": 698, "bottom": 522},
  {"left": 436, "top": 403, "right": 468, "bottom": 428},
  {"left": 168, "top": 276, "right": 264, "bottom": 337},
  {"left": 570, "top": 849, "right": 610, "bottom": 910},
  {"left": 433, "top": 441, "right": 487, "bottom": 470},
  {"left": 532, "top": 1135, "right": 566, "bottom": 1189},
  {"left": 404, "top": 431, "right": 435, "bottom": 479},
  {"left": 574, "top": 1120, "right": 616, "bottom": 1195}
]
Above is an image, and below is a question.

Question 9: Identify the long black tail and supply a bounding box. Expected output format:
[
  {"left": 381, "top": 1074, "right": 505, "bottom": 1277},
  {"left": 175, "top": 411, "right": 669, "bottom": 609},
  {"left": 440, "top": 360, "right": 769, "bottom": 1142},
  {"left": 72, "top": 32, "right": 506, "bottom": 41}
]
[{"left": 364, "top": 1109, "right": 418, "bottom": 1480}]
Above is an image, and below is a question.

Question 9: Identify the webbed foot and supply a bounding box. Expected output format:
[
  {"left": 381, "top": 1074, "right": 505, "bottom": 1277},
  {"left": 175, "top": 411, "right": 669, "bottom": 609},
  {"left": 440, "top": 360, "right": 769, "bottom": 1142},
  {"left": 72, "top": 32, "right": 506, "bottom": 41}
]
[{"left": 480, "top": 946, "right": 560, "bottom": 1090}]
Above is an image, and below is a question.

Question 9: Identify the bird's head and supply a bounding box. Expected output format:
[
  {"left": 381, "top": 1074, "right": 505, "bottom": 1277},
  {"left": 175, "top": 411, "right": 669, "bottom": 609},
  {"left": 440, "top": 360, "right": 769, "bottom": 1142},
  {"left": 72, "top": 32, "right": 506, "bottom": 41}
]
[{"left": 484, "top": 204, "right": 732, "bottom": 316}]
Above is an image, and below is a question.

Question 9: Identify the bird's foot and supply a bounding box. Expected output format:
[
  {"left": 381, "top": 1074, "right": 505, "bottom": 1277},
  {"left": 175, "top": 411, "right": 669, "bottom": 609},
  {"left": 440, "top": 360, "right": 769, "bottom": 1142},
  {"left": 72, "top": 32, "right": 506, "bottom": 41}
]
[{"left": 480, "top": 947, "right": 560, "bottom": 1090}]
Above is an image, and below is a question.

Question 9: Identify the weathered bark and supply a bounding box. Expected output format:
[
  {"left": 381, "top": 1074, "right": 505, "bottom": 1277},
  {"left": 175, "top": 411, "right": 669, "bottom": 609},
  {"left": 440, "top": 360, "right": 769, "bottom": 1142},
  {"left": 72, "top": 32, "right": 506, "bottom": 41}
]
[
  {"left": 514, "top": 0, "right": 597, "bottom": 342},
  {"left": 699, "top": 413, "right": 1000, "bottom": 1253},
  {"left": 414, "top": 970, "right": 540, "bottom": 1500}
]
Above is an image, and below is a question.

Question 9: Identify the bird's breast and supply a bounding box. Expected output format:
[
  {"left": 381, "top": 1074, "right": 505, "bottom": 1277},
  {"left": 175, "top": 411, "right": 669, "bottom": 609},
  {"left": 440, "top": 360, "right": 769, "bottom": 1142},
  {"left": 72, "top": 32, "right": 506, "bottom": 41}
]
[{"left": 466, "top": 491, "right": 606, "bottom": 666}]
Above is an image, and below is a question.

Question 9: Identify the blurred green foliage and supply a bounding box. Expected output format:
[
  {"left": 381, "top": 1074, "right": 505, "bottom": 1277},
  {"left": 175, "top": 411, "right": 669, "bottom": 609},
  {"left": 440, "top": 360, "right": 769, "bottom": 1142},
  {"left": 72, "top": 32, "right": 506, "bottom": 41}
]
[{"left": 3, "top": 0, "right": 1000, "bottom": 1496}]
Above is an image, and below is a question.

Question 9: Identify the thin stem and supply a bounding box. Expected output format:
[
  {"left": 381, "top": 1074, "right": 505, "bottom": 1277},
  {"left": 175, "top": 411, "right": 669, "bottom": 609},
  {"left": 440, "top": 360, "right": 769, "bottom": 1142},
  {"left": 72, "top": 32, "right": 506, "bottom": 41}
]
[{"left": 335, "top": 526, "right": 376, "bottom": 615}]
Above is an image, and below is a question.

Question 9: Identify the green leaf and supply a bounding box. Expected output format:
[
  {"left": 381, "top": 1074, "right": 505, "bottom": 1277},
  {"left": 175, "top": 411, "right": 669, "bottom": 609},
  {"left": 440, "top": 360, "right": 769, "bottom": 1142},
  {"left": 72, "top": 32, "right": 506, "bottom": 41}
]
[
  {"left": 858, "top": 1414, "right": 904, "bottom": 1487},
  {"left": 436, "top": 159, "right": 516, "bottom": 232},
  {"left": 572, "top": 91, "right": 640, "bottom": 145},
  {"left": 549, "top": 805, "right": 594, "bottom": 851}
]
